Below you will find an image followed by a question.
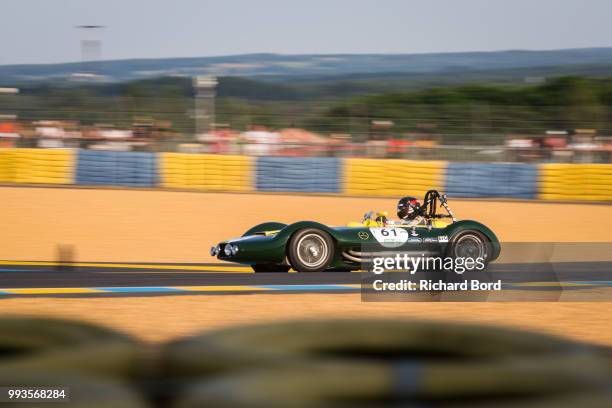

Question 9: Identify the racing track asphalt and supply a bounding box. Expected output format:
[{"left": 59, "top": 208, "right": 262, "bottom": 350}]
[{"left": 0, "top": 261, "right": 611, "bottom": 298}]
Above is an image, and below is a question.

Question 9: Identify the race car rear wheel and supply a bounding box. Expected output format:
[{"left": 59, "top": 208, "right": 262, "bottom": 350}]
[
  {"left": 447, "top": 230, "right": 491, "bottom": 269},
  {"left": 252, "top": 264, "right": 290, "bottom": 273},
  {"left": 288, "top": 229, "right": 334, "bottom": 272}
]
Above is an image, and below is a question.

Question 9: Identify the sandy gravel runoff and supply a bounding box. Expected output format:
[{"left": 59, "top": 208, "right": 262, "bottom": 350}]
[
  {"left": 1, "top": 186, "right": 611, "bottom": 262},
  {"left": 0, "top": 186, "right": 610, "bottom": 344},
  {"left": 2, "top": 294, "right": 611, "bottom": 346}
]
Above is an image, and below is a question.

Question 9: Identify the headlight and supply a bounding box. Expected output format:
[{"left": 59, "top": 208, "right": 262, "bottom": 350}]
[
  {"left": 210, "top": 246, "right": 217, "bottom": 256},
  {"left": 231, "top": 245, "right": 239, "bottom": 255},
  {"left": 224, "top": 245, "right": 233, "bottom": 256}
]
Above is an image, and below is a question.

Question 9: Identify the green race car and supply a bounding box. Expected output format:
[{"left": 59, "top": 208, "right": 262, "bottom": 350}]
[{"left": 211, "top": 190, "right": 501, "bottom": 272}]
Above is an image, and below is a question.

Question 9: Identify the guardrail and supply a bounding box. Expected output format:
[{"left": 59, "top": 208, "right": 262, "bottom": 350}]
[{"left": 0, "top": 148, "right": 610, "bottom": 201}]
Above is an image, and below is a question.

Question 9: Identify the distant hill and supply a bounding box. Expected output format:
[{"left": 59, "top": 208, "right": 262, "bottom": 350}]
[
  {"left": 2, "top": 48, "right": 612, "bottom": 85},
  {"left": 14, "top": 64, "right": 612, "bottom": 102}
]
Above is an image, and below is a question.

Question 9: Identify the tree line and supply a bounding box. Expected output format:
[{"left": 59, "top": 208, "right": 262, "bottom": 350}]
[{"left": 2, "top": 75, "right": 611, "bottom": 143}]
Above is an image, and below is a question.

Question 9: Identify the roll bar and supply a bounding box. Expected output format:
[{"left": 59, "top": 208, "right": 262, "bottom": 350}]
[{"left": 421, "top": 189, "right": 456, "bottom": 222}]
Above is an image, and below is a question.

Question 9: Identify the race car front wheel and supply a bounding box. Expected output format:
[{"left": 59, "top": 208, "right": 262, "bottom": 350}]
[{"left": 288, "top": 228, "right": 334, "bottom": 272}]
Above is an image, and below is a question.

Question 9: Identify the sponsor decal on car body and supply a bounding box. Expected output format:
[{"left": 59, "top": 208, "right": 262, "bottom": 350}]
[{"left": 358, "top": 231, "right": 369, "bottom": 240}]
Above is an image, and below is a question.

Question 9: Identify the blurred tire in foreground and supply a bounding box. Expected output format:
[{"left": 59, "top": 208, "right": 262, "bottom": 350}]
[
  {"left": 0, "top": 317, "right": 609, "bottom": 406},
  {"left": 0, "top": 316, "right": 146, "bottom": 381},
  {"left": 165, "top": 319, "right": 611, "bottom": 408}
]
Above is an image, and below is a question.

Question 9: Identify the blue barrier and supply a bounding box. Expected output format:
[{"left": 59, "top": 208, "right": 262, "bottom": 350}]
[
  {"left": 76, "top": 150, "right": 158, "bottom": 187},
  {"left": 256, "top": 157, "right": 341, "bottom": 193},
  {"left": 444, "top": 163, "right": 538, "bottom": 199}
]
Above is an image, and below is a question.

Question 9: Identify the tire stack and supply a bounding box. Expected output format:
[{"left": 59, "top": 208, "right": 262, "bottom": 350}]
[
  {"left": 444, "top": 163, "right": 538, "bottom": 199},
  {"left": 1, "top": 317, "right": 610, "bottom": 407},
  {"left": 0, "top": 317, "right": 148, "bottom": 408},
  {"left": 75, "top": 151, "right": 157, "bottom": 187},
  {"left": 162, "top": 319, "right": 612, "bottom": 408},
  {"left": 12, "top": 149, "right": 74, "bottom": 185},
  {"left": 255, "top": 157, "right": 341, "bottom": 193}
]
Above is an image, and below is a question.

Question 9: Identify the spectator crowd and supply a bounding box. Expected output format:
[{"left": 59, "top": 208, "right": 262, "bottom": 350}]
[{"left": 0, "top": 115, "right": 610, "bottom": 163}]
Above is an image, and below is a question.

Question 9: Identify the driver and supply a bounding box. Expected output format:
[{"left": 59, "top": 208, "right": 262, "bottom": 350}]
[{"left": 396, "top": 196, "right": 424, "bottom": 226}]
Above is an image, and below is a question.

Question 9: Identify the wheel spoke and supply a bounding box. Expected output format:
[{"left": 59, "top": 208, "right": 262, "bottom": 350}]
[{"left": 296, "top": 233, "right": 328, "bottom": 268}]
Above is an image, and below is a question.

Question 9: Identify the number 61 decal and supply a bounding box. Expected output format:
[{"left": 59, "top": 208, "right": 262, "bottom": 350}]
[{"left": 369, "top": 227, "right": 409, "bottom": 247}]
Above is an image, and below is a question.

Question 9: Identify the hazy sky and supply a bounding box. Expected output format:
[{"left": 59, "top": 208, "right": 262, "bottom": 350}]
[{"left": 2, "top": 0, "right": 611, "bottom": 65}]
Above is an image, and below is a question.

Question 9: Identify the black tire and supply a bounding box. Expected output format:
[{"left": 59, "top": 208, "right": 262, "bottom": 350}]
[
  {"left": 252, "top": 264, "right": 290, "bottom": 273},
  {"left": 0, "top": 317, "right": 140, "bottom": 381},
  {"left": 446, "top": 230, "right": 491, "bottom": 271},
  {"left": 287, "top": 228, "right": 334, "bottom": 272}
]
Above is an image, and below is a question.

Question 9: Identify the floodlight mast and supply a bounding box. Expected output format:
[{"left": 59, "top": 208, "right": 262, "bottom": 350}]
[
  {"left": 193, "top": 76, "right": 218, "bottom": 137},
  {"left": 75, "top": 25, "right": 106, "bottom": 79}
]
